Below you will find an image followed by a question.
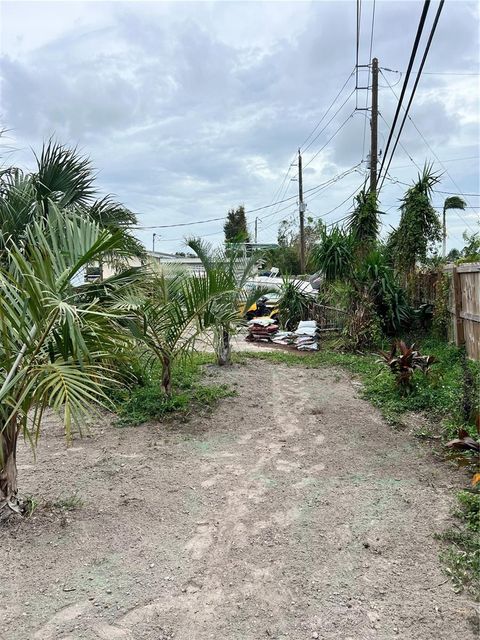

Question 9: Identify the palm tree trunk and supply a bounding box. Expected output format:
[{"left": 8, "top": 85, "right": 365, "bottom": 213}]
[
  {"left": 217, "top": 327, "right": 231, "bottom": 366},
  {"left": 161, "top": 355, "right": 172, "bottom": 396},
  {"left": 0, "top": 421, "right": 18, "bottom": 505}
]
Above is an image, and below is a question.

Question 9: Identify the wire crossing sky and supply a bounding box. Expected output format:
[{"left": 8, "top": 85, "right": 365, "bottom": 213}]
[{"left": 0, "top": 0, "right": 478, "bottom": 251}]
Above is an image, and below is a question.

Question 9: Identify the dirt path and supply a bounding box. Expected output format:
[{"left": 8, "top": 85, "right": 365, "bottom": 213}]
[{"left": 1, "top": 360, "right": 477, "bottom": 640}]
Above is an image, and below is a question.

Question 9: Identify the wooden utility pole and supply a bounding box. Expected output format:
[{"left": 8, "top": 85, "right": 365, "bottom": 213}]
[
  {"left": 370, "top": 57, "right": 379, "bottom": 193},
  {"left": 298, "top": 149, "right": 306, "bottom": 274},
  {"left": 254, "top": 217, "right": 258, "bottom": 244},
  {"left": 152, "top": 232, "right": 157, "bottom": 253}
]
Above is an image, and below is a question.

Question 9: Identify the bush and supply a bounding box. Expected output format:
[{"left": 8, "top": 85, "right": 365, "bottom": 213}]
[{"left": 114, "top": 356, "right": 233, "bottom": 426}]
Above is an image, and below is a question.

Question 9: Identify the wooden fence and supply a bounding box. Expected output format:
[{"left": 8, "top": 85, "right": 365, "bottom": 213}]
[{"left": 444, "top": 262, "right": 480, "bottom": 361}]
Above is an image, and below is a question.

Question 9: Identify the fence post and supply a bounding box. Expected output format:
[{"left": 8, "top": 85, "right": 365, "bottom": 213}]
[{"left": 452, "top": 266, "right": 465, "bottom": 346}]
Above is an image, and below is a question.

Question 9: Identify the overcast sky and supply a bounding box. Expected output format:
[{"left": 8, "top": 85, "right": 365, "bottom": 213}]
[{"left": 1, "top": 0, "right": 479, "bottom": 253}]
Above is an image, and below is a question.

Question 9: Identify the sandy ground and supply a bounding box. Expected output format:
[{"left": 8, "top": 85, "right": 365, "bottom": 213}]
[{"left": 1, "top": 359, "right": 478, "bottom": 640}]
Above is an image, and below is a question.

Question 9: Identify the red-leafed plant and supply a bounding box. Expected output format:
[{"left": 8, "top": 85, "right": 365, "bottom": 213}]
[{"left": 376, "top": 340, "right": 437, "bottom": 392}]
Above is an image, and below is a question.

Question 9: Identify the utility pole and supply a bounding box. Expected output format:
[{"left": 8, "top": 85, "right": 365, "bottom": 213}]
[
  {"left": 370, "top": 57, "right": 379, "bottom": 193},
  {"left": 442, "top": 204, "right": 447, "bottom": 259},
  {"left": 152, "top": 232, "right": 156, "bottom": 253},
  {"left": 254, "top": 217, "right": 258, "bottom": 244},
  {"left": 298, "top": 149, "right": 306, "bottom": 274}
]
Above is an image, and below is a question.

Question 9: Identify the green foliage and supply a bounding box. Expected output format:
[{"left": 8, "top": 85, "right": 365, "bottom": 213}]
[
  {"left": 0, "top": 138, "right": 143, "bottom": 260},
  {"left": 390, "top": 164, "right": 442, "bottom": 276},
  {"left": 224, "top": 205, "right": 249, "bottom": 243},
  {"left": 440, "top": 490, "right": 480, "bottom": 599},
  {"left": 432, "top": 272, "right": 450, "bottom": 339},
  {"left": 277, "top": 279, "right": 311, "bottom": 330},
  {"left": 53, "top": 493, "right": 84, "bottom": 511},
  {"left": 187, "top": 237, "right": 265, "bottom": 365},
  {"left": 347, "top": 189, "right": 379, "bottom": 254},
  {"left": 376, "top": 340, "right": 436, "bottom": 393},
  {"left": 263, "top": 244, "right": 301, "bottom": 275},
  {"left": 311, "top": 226, "right": 354, "bottom": 282},
  {"left": 356, "top": 249, "right": 412, "bottom": 334},
  {"left": 458, "top": 231, "right": 480, "bottom": 263},
  {"left": 341, "top": 290, "right": 383, "bottom": 351},
  {"left": 115, "top": 357, "right": 233, "bottom": 426}
]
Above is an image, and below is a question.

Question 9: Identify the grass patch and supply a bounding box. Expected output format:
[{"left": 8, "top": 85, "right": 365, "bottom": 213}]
[
  {"left": 114, "top": 354, "right": 234, "bottom": 427},
  {"left": 53, "top": 493, "right": 84, "bottom": 511},
  {"left": 439, "top": 490, "right": 480, "bottom": 600}
]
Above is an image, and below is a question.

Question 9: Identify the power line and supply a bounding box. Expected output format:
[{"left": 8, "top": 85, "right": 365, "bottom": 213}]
[
  {"left": 302, "top": 89, "right": 356, "bottom": 154},
  {"left": 299, "top": 69, "right": 355, "bottom": 151},
  {"left": 381, "top": 67, "right": 480, "bottom": 77},
  {"left": 377, "top": 0, "right": 431, "bottom": 185},
  {"left": 303, "top": 111, "right": 356, "bottom": 169},
  {"left": 378, "top": 0, "right": 445, "bottom": 191},
  {"left": 379, "top": 70, "right": 478, "bottom": 231}
]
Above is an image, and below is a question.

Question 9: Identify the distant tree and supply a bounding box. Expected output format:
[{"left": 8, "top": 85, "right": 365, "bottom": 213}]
[
  {"left": 446, "top": 248, "right": 461, "bottom": 262},
  {"left": 389, "top": 164, "right": 442, "bottom": 278},
  {"left": 224, "top": 205, "right": 249, "bottom": 243}
]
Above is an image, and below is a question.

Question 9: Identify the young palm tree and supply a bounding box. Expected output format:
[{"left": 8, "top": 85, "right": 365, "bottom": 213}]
[
  {"left": 0, "top": 207, "right": 134, "bottom": 510},
  {"left": 310, "top": 226, "right": 354, "bottom": 282},
  {"left": 187, "top": 238, "right": 263, "bottom": 365},
  {"left": 442, "top": 196, "right": 466, "bottom": 258}
]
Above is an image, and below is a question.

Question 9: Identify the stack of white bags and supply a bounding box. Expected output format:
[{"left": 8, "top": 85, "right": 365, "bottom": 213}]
[{"left": 294, "top": 320, "right": 319, "bottom": 351}]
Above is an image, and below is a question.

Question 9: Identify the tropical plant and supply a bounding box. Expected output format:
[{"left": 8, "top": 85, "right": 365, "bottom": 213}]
[
  {"left": 0, "top": 139, "right": 144, "bottom": 264},
  {"left": 311, "top": 226, "right": 354, "bottom": 282},
  {"left": 376, "top": 340, "right": 436, "bottom": 392},
  {"left": 389, "top": 164, "right": 442, "bottom": 278},
  {"left": 347, "top": 189, "right": 380, "bottom": 255},
  {"left": 356, "top": 249, "right": 412, "bottom": 333},
  {"left": 277, "top": 278, "right": 311, "bottom": 330},
  {"left": 187, "top": 238, "right": 263, "bottom": 365},
  {"left": 0, "top": 207, "right": 134, "bottom": 510}
]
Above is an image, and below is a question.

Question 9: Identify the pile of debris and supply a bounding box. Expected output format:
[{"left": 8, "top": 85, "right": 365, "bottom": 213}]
[{"left": 246, "top": 317, "right": 279, "bottom": 342}]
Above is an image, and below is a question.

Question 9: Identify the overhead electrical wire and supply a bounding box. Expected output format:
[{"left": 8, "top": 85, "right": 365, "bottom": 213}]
[
  {"left": 303, "top": 111, "right": 356, "bottom": 169},
  {"left": 378, "top": 0, "right": 445, "bottom": 191},
  {"left": 360, "top": 0, "right": 376, "bottom": 162},
  {"left": 376, "top": 0, "right": 431, "bottom": 185},
  {"left": 379, "top": 70, "right": 478, "bottom": 232},
  {"left": 299, "top": 69, "right": 355, "bottom": 151}
]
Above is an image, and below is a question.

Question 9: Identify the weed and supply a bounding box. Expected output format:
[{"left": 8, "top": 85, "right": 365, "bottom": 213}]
[
  {"left": 22, "top": 495, "right": 38, "bottom": 517},
  {"left": 439, "top": 490, "right": 480, "bottom": 599},
  {"left": 54, "top": 493, "right": 84, "bottom": 511}
]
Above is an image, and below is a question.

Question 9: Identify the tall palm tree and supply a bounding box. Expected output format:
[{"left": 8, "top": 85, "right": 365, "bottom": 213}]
[
  {"left": 442, "top": 196, "right": 467, "bottom": 259},
  {"left": 187, "top": 238, "right": 263, "bottom": 365},
  {"left": 0, "top": 207, "right": 136, "bottom": 510}
]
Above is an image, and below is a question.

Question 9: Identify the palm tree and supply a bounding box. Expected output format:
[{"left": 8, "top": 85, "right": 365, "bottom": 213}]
[
  {"left": 0, "top": 207, "right": 136, "bottom": 510},
  {"left": 310, "top": 226, "right": 354, "bottom": 282},
  {"left": 442, "top": 196, "right": 467, "bottom": 258},
  {"left": 390, "top": 164, "right": 442, "bottom": 279},
  {"left": 346, "top": 189, "right": 380, "bottom": 256},
  {"left": 187, "top": 238, "right": 263, "bottom": 365},
  {"left": 0, "top": 139, "right": 144, "bottom": 265}
]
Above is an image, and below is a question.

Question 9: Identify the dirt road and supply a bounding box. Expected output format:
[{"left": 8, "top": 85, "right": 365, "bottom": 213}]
[{"left": 1, "top": 360, "right": 477, "bottom": 640}]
